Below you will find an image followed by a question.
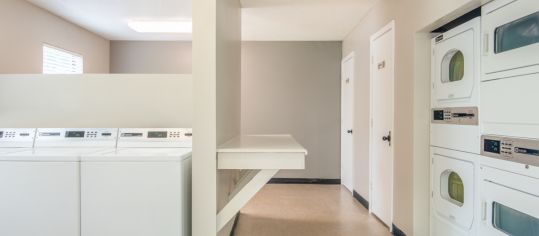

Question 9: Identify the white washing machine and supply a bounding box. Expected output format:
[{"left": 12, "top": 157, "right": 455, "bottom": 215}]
[
  {"left": 0, "top": 128, "right": 36, "bottom": 154},
  {"left": 80, "top": 128, "right": 192, "bottom": 236},
  {"left": 430, "top": 17, "right": 482, "bottom": 236},
  {"left": 0, "top": 128, "right": 118, "bottom": 236},
  {"left": 431, "top": 17, "right": 482, "bottom": 154},
  {"left": 479, "top": 135, "right": 539, "bottom": 236}
]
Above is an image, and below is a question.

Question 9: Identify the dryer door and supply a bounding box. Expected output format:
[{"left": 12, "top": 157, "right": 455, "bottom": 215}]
[
  {"left": 480, "top": 165, "right": 539, "bottom": 236},
  {"left": 480, "top": 181, "right": 539, "bottom": 235},
  {"left": 433, "top": 28, "right": 476, "bottom": 103},
  {"left": 433, "top": 153, "right": 475, "bottom": 230},
  {"left": 482, "top": 0, "right": 539, "bottom": 78}
]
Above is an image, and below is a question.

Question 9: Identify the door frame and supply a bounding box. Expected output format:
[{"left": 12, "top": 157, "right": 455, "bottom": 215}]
[
  {"left": 368, "top": 20, "right": 395, "bottom": 229},
  {"left": 341, "top": 52, "right": 355, "bottom": 192}
]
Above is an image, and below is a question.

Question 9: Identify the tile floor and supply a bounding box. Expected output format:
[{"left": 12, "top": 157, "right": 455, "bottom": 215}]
[{"left": 234, "top": 184, "right": 392, "bottom": 236}]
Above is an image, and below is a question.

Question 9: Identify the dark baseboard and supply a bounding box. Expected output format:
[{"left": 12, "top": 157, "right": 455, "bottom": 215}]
[
  {"left": 268, "top": 178, "right": 341, "bottom": 185},
  {"left": 352, "top": 190, "right": 369, "bottom": 210},
  {"left": 392, "top": 224, "right": 406, "bottom": 236},
  {"left": 229, "top": 213, "right": 240, "bottom": 236}
]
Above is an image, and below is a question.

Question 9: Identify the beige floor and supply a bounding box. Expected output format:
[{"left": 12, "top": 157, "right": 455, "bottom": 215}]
[{"left": 234, "top": 184, "right": 392, "bottom": 236}]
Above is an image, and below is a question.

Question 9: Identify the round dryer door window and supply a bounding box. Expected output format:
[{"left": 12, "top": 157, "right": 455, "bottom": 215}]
[
  {"left": 445, "top": 171, "right": 465, "bottom": 206},
  {"left": 442, "top": 50, "right": 465, "bottom": 83}
]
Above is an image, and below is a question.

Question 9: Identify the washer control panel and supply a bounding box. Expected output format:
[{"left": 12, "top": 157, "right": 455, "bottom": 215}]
[
  {"left": 432, "top": 107, "right": 478, "bottom": 125},
  {"left": 482, "top": 135, "right": 539, "bottom": 167},
  {"left": 118, "top": 128, "right": 192, "bottom": 148},
  {"left": 0, "top": 128, "right": 36, "bottom": 148},
  {"left": 35, "top": 128, "right": 119, "bottom": 147}
]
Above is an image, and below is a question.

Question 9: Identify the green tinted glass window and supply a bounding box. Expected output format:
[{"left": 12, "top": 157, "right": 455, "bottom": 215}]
[
  {"left": 493, "top": 202, "right": 539, "bottom": 236},
  {"left": 441, "top": 50, "right": 464, "bottom": 83},
  {"left": 448, "top": 172, "right": 464, "bottom": 205},
  {"left": 495, "top": 11, "right": 539, "bottom": 54}
]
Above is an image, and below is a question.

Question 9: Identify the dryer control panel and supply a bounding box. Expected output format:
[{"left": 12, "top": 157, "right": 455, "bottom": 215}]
[
  {"left": 482, "top": 135, "right": 539, "bottom": 167},
  {"left": 35, "top": 128, "right": 119, "bottom": 148},
  {"left": 117, "top": 128, "right": 192, "bottom": 148},
  {"left": 432, "top": 107, "right": 478, "bottom": 125},
  {"left": 0, "top": 128, "right": 36, "bottom": 148}
]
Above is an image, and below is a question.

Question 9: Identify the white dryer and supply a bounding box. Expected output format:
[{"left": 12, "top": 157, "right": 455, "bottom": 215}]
[
  {"left": 430, "top": 17, "right": 482, "bottom": 236},
  {"left": 0, "top": 128, "right": 118, "bottom": 236},
  {"left": 431, "top": 17, "right": 481, "bottom": 153},
  {"left": 479, "top": 135, "right": 539, "bottom": 236},
  {"left": 432, "top": 17, "right": 481, "bottom": 109},
  {"left": 80, "top": 128, "right": 192, "bottom": 236},
  {"left": 481, "top": 0, "right": 539, "bottom": 140}
]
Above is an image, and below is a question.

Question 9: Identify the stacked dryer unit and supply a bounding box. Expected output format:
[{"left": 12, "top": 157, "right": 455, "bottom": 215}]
[
  {"left": 430, "top": 18, "right": 482, "bottom": 236},
  {"left": 478, "top": 0, "right": 539, "bottom": 235}
]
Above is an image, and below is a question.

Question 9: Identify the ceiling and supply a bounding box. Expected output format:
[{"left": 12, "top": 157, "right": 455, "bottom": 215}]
[
  {"left": 26, "top": 0, "right": 377, "bottom": 41},
  {"left": 26, "top": 0, "right": 192, "bottom": 41},
  {"left": 241, "top": 0, "right": 378, "bottom": 41}
]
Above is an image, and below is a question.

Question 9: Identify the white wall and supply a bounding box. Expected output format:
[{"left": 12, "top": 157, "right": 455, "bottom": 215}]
[
  {"left": 342, "top": 0, "right": 482, "bottom": 234},
  {"left": 0, "top": 74, "right": 192, "bottom": 128},
  {"left": 192, "top": 0, "right": 242, "bottom": 236},
  {"left": 241, "top": 41, "right": 342, "bottom": 179},
  {"left": 0, "top": 0, "right": 110, "bottom": 74},
  {"left": 110, "top": 41, "right": 192, "bottom": 74}
]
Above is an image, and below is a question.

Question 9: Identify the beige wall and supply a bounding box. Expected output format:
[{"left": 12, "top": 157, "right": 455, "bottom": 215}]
[
  {"left": 241, "top": 41, "right": 342, "bottom": 179},
  {"left": 110, "top": 41, "right": 192, "bottom": 74},
  {"left": 0, "top": 0, "right": 110, "bottom": 74},
  {"left": 0, "top": 74, "right": 192, "bottom": 128},
  {"left": 342, "top": 0, "right": 482, "bottom": 234},
  {"left": 192, "top": 0, "right": 242, "bottom": 236}
]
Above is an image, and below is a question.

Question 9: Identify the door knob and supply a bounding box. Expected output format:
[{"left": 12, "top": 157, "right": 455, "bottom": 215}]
[
  {"left": 382, "top": 131, "right": 391, "bottom": 146},
  {"left": 347, "top": 129, "right": 353, "bottom": 134}
]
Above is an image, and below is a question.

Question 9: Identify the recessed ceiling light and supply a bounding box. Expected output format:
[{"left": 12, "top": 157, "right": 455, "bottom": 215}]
[{"left": 127, "top": 20, "right": 192, "bottom": 33}]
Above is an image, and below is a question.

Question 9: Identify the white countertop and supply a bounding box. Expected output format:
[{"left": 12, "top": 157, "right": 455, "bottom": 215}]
[
  {"left": 217, "top": 135, "right": 307, "bottom": 170},
  {"left": 218, "top": 135, "right": 308, "bottom": 154}
]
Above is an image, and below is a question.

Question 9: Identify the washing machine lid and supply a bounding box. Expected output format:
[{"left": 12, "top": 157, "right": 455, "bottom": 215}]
[
  {"left": 81, "top": 148, "right": 192, "bottom": 162},
  {"left": 432, "top": 18, "right": 479, "bottom": 105},
  {"left": 432, "top": 151, "right": 476, "bottom": 231},
  {"left": 0, "top": 148, "right": 115, "bottom": 161}
]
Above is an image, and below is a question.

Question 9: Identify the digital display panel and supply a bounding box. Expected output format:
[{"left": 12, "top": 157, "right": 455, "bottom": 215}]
[
  {"left": 121, "top": 133, "right": 143, "bottom": 137},
  {"left": 433, "top": 110, "right": 445, "bottom": 121},
  {"left": 484, "top": 139, "right": 501, "bottom": 154},
  {"left": 514, "top": 147, "right": 539, "bottom": 156},
  {"left": 148, "top": 131, "right": 168, "bottom": 138},
  {"left": 66, "top": 131, "right": 85, "bottom": 138},
  {"left": 0, "top": 132, "right": 3, "bottom": 138}
]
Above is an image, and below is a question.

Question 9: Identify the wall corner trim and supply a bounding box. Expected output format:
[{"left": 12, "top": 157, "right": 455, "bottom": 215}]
[
  {"left": 229, "top": 213, "right": 240, "bottom": 236},
  {"left": 353, "top": 190, "right": 369, "bottom": 210},
  {"left": 392, "top": 224, "right": 407, "bottom": 236}
]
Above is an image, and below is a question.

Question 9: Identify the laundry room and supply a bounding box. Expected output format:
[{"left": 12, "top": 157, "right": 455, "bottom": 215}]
[{"left": 1, "top": 0, "right": 539, "bottom": 236}]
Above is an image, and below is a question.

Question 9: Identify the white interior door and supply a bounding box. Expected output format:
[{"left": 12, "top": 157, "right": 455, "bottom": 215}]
[
  {"left": 341, "top": 53, "right": 354, "bottom": 193},
  {"left": 369, "top": 21, "right": 395, "bottom": 228}
]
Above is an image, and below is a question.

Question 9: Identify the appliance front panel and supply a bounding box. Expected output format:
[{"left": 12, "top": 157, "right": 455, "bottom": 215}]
[{"left": 432, "top": 153, "right": 476, "bottom": 230}]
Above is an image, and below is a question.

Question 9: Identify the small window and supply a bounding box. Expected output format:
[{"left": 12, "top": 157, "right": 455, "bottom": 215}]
[
  {"left": 43, "top": 44, "right": 83, "bottom": 74},
  {"left": 495, "top": 11, "right": 539, "bottom": 54},
  {"left": 441, "top": 170, "right": 464, "bottom": 207},
  {"left": 447, "top": 172, "right": 464, "bottom": 205},
  {"left": 493, "top": 202, "right": 539, "bottom": 236},
  {"left": 441, "top": 50, "right": 464, "bottom": 83}
]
